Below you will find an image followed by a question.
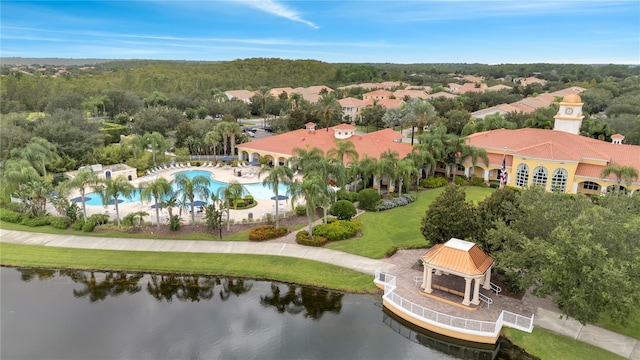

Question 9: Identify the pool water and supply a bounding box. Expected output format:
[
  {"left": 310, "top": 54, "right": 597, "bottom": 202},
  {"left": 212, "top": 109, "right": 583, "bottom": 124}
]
[{"left": 76, "top": 170, "right": 289, "bottom": 206}]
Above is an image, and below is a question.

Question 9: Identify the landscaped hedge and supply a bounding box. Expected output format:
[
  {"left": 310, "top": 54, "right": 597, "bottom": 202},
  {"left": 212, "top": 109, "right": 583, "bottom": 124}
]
[
  {"left": 294, "top": 205, "right": 307, "bottom": 216},
  {"left": 50, "top": 217, "right": 70, "bottom": 229},
  {"left": 375, "top": 193, "right": 417, "bottom": 211},
  {"left": 0, "top": 208, "right": 23, "bottom": 223},
  {"left": 249, "top": 225, "right": 288, "bottom": 241},
  {"left": 336, "top": 189, "right": 358, "bottom": 202},
  {"left": 20, "top": 216, "right": 55, "bottom": 227},
  {"left": 469, "top": 175, "right": 487, "bottom": 187},
  {"left": 453, "top": 176, "right": 467, "bottom": 186},
  {"left": 329, "top": 200, "right": 357, "bottom": 220},
  {"left": 295, "top": 230, "right": 328, "bottom": 247},
  {"left": 82, "top": 214, "right": 110, "bottom": 232},
  {"left": 357, "top": 188, "right": 381, "bottom": 211},
  {"left": 420, "top": 176, "right": 448, "bottom": 188},
  {"left": 312, "top": 219, "right": 361, "bottom": 241}
]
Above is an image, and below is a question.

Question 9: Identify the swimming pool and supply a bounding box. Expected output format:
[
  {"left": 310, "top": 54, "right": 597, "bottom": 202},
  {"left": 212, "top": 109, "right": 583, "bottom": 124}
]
[{"left": 76, "top": 170, "right": 289, "bottom": 206}]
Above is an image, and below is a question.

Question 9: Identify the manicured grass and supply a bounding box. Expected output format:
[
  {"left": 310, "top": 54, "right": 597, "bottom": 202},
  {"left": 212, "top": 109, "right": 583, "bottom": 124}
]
[
  {"left": 0, "top": 243, "right": 377, "bottom": 293},
  {"left": 503, "top": 328, "right": 625, "bottom": 360},
  {"left": 596, "top": 309, "right": 640, "bottom": 340},
  {"left": 325, "top": 186, "right": 495, "bottom": 258}
]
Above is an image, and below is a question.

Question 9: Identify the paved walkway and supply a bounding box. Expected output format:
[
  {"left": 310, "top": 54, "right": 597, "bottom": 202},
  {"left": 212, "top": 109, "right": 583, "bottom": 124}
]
[{"left": 0, "top": 229, "right": 638, "bottom": 359}]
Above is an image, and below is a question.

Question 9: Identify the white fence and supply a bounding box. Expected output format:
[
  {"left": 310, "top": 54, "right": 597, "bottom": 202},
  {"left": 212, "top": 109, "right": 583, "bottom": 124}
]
[{"left": 374, "top": 270, "right": 534, "bottom": 338}]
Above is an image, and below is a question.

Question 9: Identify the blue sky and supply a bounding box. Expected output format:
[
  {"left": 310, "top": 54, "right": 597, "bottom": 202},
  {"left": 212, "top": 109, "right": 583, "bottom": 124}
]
[{"left": 1, "top": 1, "right": 639, "bottom": 64}]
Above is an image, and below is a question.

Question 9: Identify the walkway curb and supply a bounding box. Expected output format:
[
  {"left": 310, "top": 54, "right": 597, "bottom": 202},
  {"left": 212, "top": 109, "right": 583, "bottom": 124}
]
[{"left": 0, "top": 229, "right": 395, "bottom": 276}]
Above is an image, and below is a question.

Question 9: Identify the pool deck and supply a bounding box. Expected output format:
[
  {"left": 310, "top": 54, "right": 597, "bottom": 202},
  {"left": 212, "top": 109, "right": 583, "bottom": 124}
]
[{"left": 70, "top": 164, "right": 303, "bottom": 224}]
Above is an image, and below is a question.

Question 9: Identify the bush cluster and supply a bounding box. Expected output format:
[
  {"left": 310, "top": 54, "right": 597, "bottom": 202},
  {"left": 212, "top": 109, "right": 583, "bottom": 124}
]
[
  {"left": 469, "top": 175, "right": 487, "bottom": 187},
  {"left": 357, "top": 188, "right": 381, "bottom": 211},
  {"left": 453, "top": 176, "right": 467, "bottom": 186},
  {"left": 294, "top": 205, "right": 307, "bottom": 216},
  {"left": 312, "top": 219, "right": 361, "bottom": 241},
  {"left": 20, "top": 216, "right": 55, "bottom": 227},
  {"left": 420, "top": 176, "right": 448, "bottom": 188},
  {"left": 295, "top": 230, "right": 328, "bottom": 247},
  {"left": 0, "top": 208, "right": 23, "bottom": 223},
  {"left": 50, "top": 217, "right": 70, "bottom": 229},
  {"left": 336, "top": 189, "right": 358, "bottom": 202},
  {"left": 375, "top": 193, "right": 417, "bottom": 212},
  {"left": 82, "top": 214, "right": 110, "bottom": 232},
  {"left": 329, "top": 200, "right": 357, "bottom": 220},
  {"left": 249, "top": 225, "right": 288, "bottom": 241}
]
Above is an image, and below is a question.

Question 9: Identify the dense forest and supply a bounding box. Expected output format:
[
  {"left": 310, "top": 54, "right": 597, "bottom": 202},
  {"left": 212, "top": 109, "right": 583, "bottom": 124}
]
[{"left": 1, "top": 57, "right": 639, "bottom": 174}]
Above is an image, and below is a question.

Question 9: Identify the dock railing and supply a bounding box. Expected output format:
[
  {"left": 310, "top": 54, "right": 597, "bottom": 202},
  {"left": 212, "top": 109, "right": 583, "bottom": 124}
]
[{"left": 374, "top": 270, "right": 534, "bottom": 338}]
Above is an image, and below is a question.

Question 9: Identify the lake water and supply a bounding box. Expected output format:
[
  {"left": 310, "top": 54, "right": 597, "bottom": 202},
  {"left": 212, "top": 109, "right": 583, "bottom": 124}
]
[{"left": 1, "top": 267, "right": 510, "bottom": 360}]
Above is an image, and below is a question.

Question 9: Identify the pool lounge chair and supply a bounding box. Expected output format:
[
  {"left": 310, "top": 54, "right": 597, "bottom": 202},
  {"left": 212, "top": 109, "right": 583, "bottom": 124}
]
[{"left": 213, "top": 163, "right": 220, "bottom": 168}]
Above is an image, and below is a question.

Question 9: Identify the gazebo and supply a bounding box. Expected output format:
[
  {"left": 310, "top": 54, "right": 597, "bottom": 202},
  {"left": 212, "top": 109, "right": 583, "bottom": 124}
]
[{"left": 420, "top": 238, "right": 494, "bottom": 306}]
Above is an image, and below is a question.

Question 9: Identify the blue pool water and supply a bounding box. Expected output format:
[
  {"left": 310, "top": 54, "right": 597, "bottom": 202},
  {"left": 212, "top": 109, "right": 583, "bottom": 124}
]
[{"left": 77, "top": 170, "right": 289, "bottom": 206}]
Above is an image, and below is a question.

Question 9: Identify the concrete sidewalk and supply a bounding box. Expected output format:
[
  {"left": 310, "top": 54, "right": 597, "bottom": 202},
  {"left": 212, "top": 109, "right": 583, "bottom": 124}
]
[
  {"left": 1, "top": 229, "right": 638, "bottom": 359},
  {"left": 0, "top": 229, "right": 394, "bottom": 276}
]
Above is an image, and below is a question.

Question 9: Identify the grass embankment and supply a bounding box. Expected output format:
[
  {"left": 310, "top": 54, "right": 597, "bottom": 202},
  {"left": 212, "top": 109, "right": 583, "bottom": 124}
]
[
  {"left": 326, "top": 187, "right": 494, "bottom": 258},
  {"left": 0, "top": 242, "right": 377, "bottom": 293},
  {"left": 503, "top": 328, "right": 625, "bottom": 360}
]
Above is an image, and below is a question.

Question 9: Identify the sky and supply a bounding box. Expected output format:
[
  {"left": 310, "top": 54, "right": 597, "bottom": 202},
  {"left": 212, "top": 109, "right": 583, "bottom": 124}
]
[{"left": 1, "top": 0, "right": 639, "bottom": 64}]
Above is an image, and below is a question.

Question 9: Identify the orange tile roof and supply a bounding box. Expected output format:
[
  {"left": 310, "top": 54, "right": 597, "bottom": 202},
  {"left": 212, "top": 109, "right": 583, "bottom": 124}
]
[
  {"left": 364, "top": 89, "right": 393, "bottom": 97},
  {"left": 338, "top": 97, "right": 366, "bottom": 107},
  {"left": 393, "top": 89, "right": 428, "bottom": 99},
  {"left": 421, "top": 238, "right": 494, "bottom": 276},
  {"left": 364, "top": 98, "right": 404, "bottom": 109},
  {"left": 466, "top": 128, "right": 640, "bottom": 183},
  {"left": 236, "top": 125, "right": 412, "bottom": 161},
  {"left": 425, "top": 92, "right": 457, "bottom": 99}
]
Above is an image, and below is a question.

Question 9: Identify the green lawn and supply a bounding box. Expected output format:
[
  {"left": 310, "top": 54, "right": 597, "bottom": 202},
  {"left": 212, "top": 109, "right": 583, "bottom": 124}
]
[
  {"left": 503, "top": 328, "right": 625, "bottom": 360},
  {"left": 325, "top": 186, "right": 495, "bottom": 258},
  {"left": 0, "top": 243, "right": 377, "bottom": 293},
  {"left": 596, "top": 309, "right": 640, "bottom": 340}
]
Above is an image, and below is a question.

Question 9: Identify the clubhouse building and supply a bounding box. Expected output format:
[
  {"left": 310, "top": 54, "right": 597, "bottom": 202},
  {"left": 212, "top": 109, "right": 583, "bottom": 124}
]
[{"left": 462, "top": 94, "right": 639, "bottom": 195}]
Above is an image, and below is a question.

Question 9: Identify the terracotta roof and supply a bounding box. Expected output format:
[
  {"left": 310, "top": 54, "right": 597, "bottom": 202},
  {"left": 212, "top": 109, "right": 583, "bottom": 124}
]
[
  {"left": 393, "top": 89, "right": 429, "bottom": 99},
  {"left": 421, "top": 238, "right": 494, "bottom": 276},
  {"left": 611, "top": 134, "right": 625, "bottom": 140},
  {"left": 425, "top": 92, "right": 457, "bottom": 100},
  {"left": 459, "top": 83, "right": 487, "bottom": 94},
  {"left": 225, "top": 90, "right": 257, "bottom": 100},
  {"left": 550, "top": 87, "right": 586, "bottom": 98},
  {"left": 364, "top": 89, "right": 393, "bottom": 97},
  {"left": 486, "top": 84, "right": 512, "bottom": 91},
  {"left": 236, "top": 125, "right": 412, "bottom": 162},
  {"left": 364, "top": 98, "right": 404, "bottom": 109},
  {"left": 338, "top": 97, "right": 366, "bottom": 107},
  {"left": 466, "top": 128, "right": 640, "bottom": 184},
  {"left": 334, "top": 124, "right": 356, "bottom": 130}
]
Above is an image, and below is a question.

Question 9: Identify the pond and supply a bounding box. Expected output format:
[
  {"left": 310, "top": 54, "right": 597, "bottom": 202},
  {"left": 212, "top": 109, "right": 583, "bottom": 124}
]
[{"left": 1, "top": 268, "right": 527, "bottom": 360}]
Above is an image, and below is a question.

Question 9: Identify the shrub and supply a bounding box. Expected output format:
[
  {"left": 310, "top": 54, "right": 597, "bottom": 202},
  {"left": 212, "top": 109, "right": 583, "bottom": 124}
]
[
  {"left": 336, "top": 189, "right": 358, "bottom": 202},
  {"left": 244, "top": 195, "right": 254, "bottom": 205},
  {"left": 50, "top": 217, "right": 70, "bottom": 229},
  {"left": 249, "top": 225, "right": 288, "bottom": 241},
  {"left": 294, "top": 205, "right": 307, "bottom": 216},
  {"left": 0, "top": 208, "right": 23, "bottom": 223},
  {"left": 385, "top": 246, "right": 398, "bottom": 258},
  {"left": 375, "top": 199, "right": 396, "bottom": 211},
  {"left": 329, "top": 200, "right": 357, "bottom": 220},
  {"left": 295, "top": 230, "right": 328, "bottom": 247},
  {"left": 357, "top": 188, "right": 381, "bottom": 211},
  {"left": 421, "top": 176, "right": 448, "bottom": 188},
  {"left": 401, "top": 193, "right": 416, "bottom": 203},
  {"left": 2, "top": 202, "right": 23, "bottom": 212},
  {"left": 168, "top": 215, "right": 181, "bottom": 231},
  {"left": 20, "top": 216, "right": 54, "bottom": 227},
  {"left": 82, "top": 222, "right": 96, "bottom": 232},
  {"left": 71, "top": 219, "right": 85, "bottom": 231},
  {"left": 235, "top": 199, "right": 246, "bottom": 208},
  {"left": 312, "top": 220, "right": 360, "bottom": 241},
  {"left": 87, "top": 214, "right": 110, "bottom": 226},
  {"left": 453, "top": 176, "right": 467, "bottom": 186},
  {"left": 489, "top": 182, "right": 499, "bottom": 189},
  {"left": 469, "top": 175, "right": 487, "bottom": 187}
]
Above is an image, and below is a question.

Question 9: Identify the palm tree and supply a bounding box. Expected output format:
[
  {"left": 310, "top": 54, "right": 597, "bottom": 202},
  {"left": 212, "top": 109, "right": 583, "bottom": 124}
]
[
  {"left": 291, "top": 146, "right": 325, "bottom": 173},
  {"left": 160, "top": 193, "right": 179, "bottom": 220},
  {"left": 289, "top": 175, "right": 329, "bottom": 234},
  {"left": 217, "top": 181, "right": 244, "bottom": 231},
  {"left": 67, "top": 167, "right": 100, "bottom": 220},
  {"left": 96, "top": 177, "right": 136, "bottom": 226},
  {"left": 204, "top": 129, "right": 222, "bottom": 158},
  {"left": 254, "top": 87, "right": 273, "bottom": 128},
  {"left": 215, "top": 121, "right": 232, "bottom": 156},
  {"left": 445, "top": 134, "right": 489, "bottom": 181},
  {"left": 173, "top": 173, "right": 211, "bottom": 227},
  {"left": 354, "top": 155, "right": 377, "bottom": 189},
  {"left": 140, "top": 177, "right": 173, "bottom": 229},
  {"left": 124, "top": 134, "right": 146, "bottom": 161},
  {"left": 144, "top": 91, "right": 168, "bottom": 107},
  {"left": 22, "top": 178, "right": 53, "bottom": 217},
  {"left": 326, "top": 140, "right": 359, "bottom": 165},
  {"left": 415, "top": 125, "right": 449, "bottom": 176},
  {"left": 396, "top": 158, "right": 417, "bottom": 196},
  {"left": 10, "top": 137, "right": 59, "bottom": 177},
  {"left": 258, "top": 165, "right": 294, "bottom": 229},
  {"left": 377, "top": 150, "right": 399, "bottom": 194},
  {"left": 227, "top": 122, "right": 242, "bottom": 157},
  {"left": 382, "top": 107, "right": 405, "bottom": 131},
  {"left": 0, "top": 158, "right": 40, "bottom": 200},
  {"left": 403, "top": 98, "right": 437, "bottom": 145},
  {"left": 601, "top": 163, "right": 639, "bottom": 193},
  {"left": 314, "top": 93, "right": 342, "bottom": 131},
  {"left": 144, "top": 132, "right": 170, "bottom": 167}
]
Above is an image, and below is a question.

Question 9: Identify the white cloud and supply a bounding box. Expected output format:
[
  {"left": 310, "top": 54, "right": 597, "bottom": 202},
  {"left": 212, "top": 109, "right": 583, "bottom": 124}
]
[{"left": 235, "top": 0, "right": 319, "bottom": 29}]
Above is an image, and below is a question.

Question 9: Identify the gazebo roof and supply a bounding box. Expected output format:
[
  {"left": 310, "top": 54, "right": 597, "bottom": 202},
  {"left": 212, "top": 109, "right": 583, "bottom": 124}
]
[{"left": 421, "top": 238, "right": 493, "bottom": 276}]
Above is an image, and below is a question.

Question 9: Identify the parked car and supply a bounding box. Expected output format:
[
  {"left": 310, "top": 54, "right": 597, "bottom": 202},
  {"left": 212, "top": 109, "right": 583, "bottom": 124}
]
[{"left": 264, "top": 125, "right": 273, "bottom": 132}]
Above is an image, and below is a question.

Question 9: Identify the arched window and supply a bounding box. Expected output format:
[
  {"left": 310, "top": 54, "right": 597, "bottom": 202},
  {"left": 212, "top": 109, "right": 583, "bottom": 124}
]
[
  {"left": 532, "top": 166, "right": 548, "bottom": 188},
  {"left": 582, "top": 181, "right": 600, "bottom": 191},
  {"left": 515, "top": 163, "right": 529, "bottom": 187},
  {"left": 551, "top": 168, "right": 568, "bottom": 193}
]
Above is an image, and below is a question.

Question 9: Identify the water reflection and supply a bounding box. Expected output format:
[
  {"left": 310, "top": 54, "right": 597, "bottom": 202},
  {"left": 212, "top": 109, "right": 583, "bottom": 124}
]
[{"left": 260, "top": 283, "right": 344, "bottom": 320}]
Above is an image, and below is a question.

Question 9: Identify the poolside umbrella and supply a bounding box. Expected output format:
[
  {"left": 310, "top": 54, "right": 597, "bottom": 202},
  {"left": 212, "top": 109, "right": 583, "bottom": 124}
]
[
  {"left": 248, "top": 161, "right": 260, "bottom": 166},
  {"left": 270, "top": 195, "right": 288, "bottom": 201},
  {"left": 70, "top": 196, "right": 90, "bottom": 203},
  {"left": 190, "top": 200, "right": 208, "bottom": 207},
  {"left": 220, "top": 156, "right": 234, "bottom": 162}
]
